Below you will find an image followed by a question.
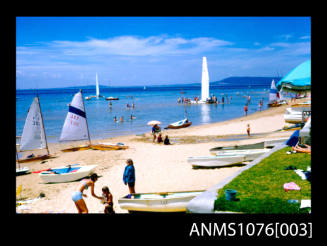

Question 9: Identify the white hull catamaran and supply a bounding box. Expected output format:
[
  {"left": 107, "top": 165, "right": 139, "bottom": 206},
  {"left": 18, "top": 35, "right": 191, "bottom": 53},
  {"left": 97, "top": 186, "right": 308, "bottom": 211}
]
[{"left": 16, "top": 96, "right": 52, "bottom": 169}]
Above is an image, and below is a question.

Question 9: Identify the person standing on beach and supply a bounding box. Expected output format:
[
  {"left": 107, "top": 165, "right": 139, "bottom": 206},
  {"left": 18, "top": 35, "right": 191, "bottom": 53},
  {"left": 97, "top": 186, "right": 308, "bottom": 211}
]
[
  {"left": 247, "top": 124, "right": 251, "bottom": 137},
  {"left": 123, "top": 159, "right": 136, "bottom": 194},
  {"left": 244, "top": 104, "right": 248, "bottom": 116},
  {"left": 71, "top": 173, "right": 102, "bottom": 214}
]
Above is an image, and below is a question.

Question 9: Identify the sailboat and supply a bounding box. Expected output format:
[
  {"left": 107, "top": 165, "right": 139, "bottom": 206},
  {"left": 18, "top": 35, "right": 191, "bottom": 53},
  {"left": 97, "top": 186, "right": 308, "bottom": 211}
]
[
  {"left": 191, "top": 56, "right": 211, "bottom": 104},
  {"left": 60, "top": 90, "right": 128, "bottom": 152},
  {"left": 166, "top": 89, "right": 192, "bottom": 129},
  {"left": 16, "top": 96, "right": 52, "bottom": 167},
  {"left": 85, "top": 73, "right": 104, "bottom": 100},
  {"left": 268, "top": 79, "right": 285, "bottom": 107}
]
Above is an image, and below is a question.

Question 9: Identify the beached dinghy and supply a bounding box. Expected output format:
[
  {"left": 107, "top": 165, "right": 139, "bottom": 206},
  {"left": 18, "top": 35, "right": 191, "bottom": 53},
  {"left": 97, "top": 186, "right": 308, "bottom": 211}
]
[
  {"left": 39, "top": 164, "right": 97, "bottom": 183},
  {"left": 209, "top": 138, "right": 288, "bottom": 155},
  {"left": 188, "top": 155, "right": 246, "bottom": 168},
  {"left": 16, "top": 167, "right": 30, "bottom": 176},
  {"left": 215, "top": 148, "right": 271, "bottom": 161},
  {"left": 189, "top": 149, "right": 270, "bottom": 168},
  {"left": 90, "top": 142, "right": 128, "bottom": 151},
  {"left": 118, "top": 190, "right": 204, "bottom": 212},
  {"left": 167, "top": 118, "right": 192, "bottom": 129},
  {"left": 209, "top": 142, "right": 265, "bottom": 154},
  {"left": 17, "top": 96, "right": 53, "bottom": 163}
]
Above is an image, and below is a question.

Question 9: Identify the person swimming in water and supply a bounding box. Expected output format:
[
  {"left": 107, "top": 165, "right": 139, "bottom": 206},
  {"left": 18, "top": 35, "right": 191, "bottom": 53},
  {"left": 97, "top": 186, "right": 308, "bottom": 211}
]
[{"left": 71, "top": 173, "right": 102, "bottom": 213}]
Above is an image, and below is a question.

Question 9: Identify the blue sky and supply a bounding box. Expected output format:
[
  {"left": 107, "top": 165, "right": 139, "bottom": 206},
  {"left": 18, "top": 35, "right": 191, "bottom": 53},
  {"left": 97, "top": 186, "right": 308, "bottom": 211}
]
[{"left": 16, "top": 16, "right": 311, "bottom": 89}]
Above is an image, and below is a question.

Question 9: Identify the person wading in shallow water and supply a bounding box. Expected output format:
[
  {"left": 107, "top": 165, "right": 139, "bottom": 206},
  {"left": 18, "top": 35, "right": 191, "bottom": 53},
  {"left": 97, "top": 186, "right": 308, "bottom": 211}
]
[{"left": 247, "top": 124, "right": 251, "bottom": 137}]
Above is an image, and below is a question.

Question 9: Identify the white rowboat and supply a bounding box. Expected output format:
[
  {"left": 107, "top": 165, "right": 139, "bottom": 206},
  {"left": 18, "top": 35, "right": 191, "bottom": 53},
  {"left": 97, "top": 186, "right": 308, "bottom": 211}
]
[
  {"left": 118, "top": 190, "right": 204, "bottom": 212},
  {"left": 188, "top": 155, "right": 245, "bottom": 168},
  {"left": 39, "top": 164, "right": 97, "bottom": 183}
]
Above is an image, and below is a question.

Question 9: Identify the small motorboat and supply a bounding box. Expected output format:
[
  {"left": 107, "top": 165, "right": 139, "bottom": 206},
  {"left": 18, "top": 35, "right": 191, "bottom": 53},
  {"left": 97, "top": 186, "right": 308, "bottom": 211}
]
[
  {"left": 166, "top": 118, "right": 192, "bottom": 129},
  {"left": 39, "top": 164, "right": 97, "bottom": 183},
  {"left": 105, "top": 97, "right": 119, "bottom": 101},
  {"left": 118, "top": 190, "right": 204, "bottom": 212}
]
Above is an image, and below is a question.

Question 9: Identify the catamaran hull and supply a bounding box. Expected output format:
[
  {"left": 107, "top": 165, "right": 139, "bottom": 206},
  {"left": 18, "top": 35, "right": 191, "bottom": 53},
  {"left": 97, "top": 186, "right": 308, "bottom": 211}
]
[
  {"left": 118, "top": 190, "right": 204, "bottom": 212},
  {"left": 39, "top": 165, "right": 97, "bottom": 183}
]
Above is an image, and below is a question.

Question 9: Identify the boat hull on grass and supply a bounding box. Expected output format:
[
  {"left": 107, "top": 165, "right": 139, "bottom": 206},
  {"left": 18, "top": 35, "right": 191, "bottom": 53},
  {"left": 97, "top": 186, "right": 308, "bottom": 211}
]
[
  {"left": 118, "top": 190, "right": 204, "bottom": 212},
  {"left": 215, "top": 149, "right": 270, "bottom": 161},
  {"left": 209, "top": 138, "right": 287, "bottom": 155},
  {"left": 39, "top": 164, "right": 97, "bottom": 183}
]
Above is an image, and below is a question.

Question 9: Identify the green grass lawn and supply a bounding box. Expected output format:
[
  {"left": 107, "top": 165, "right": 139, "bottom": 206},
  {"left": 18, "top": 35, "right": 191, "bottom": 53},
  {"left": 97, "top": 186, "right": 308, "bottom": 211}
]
[{"left": 214, "top": 147, "right": 311, "bottom": 214}]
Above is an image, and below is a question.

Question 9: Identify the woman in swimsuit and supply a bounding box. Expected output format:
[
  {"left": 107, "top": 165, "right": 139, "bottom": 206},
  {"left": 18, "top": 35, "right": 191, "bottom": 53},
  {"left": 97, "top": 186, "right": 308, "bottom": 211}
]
[{"left": 71, "top": 173, "right": 102, "bottom": 213}]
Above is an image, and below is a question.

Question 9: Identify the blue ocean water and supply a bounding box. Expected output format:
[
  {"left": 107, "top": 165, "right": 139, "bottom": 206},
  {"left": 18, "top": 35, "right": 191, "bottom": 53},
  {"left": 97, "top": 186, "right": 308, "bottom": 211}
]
[{"left": 16, "top": 85, "right": 273, "bottom": 143}]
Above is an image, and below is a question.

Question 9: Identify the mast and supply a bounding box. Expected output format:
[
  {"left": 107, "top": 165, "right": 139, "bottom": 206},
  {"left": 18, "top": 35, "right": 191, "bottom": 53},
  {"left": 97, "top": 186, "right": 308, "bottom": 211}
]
[
  {"left": 36, "top": 94, "right": 50, "bottom": 156},
  {"left": 80, "top": 89, "right": 92, "bottom": 145},
  {"left": 181, "top": 89, "right": 188, "bottom": 119}
]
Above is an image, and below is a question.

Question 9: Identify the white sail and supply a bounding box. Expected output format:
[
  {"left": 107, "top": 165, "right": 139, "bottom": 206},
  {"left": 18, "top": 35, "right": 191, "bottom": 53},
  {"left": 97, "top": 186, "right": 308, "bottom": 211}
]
[
  {"left": 201, "top": 56, "right": 210, "bottom": 102},
  {"left": 59, "top": 91, "right": 90, "bottom": 141},
  {"left": 20, "top": 97, "right": 47, "bottom": 151},
  {"left": 269, "top": 79, "right": 277, "bottom": 103},
  {"left": 96, "top": 73, "right": 100, "bottom": 98}
]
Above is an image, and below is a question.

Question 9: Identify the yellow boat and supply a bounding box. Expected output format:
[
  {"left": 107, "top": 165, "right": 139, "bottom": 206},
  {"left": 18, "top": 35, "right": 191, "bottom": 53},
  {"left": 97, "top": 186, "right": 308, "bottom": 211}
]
[{"left": 90, "top": 143, "right": 128, "bottom": 151}]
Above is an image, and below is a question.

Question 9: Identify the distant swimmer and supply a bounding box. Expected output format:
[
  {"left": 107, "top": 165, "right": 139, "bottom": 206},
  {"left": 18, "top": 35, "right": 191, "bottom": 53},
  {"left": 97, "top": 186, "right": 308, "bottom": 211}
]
[
  {"left": 130, "top": 114, "right": 136, "bottom": 120},
  {"left": 114, "top": 116, "right": 117, "bottom": 122},
  {"left": 120, "top": 116, "right": 124, "bottom": 122}
]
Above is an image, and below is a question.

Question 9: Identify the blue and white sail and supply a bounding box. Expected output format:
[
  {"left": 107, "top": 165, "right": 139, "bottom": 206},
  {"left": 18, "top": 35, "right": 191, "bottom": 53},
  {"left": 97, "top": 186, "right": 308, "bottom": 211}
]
[
  {"left": 60, "top": 91, "right": 90, "bottom": 141},
  {"left": 20, "top": 97, "right": 47, "bottom": 151},
  {"left": 269, "top": 79, "right": 278, "bottom": 103}
]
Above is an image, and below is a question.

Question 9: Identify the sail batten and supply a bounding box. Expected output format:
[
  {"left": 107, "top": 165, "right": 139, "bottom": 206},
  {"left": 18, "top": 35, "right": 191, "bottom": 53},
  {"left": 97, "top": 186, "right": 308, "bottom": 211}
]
[{"left": 20, "top": 97, "right": 47, "bottom": 151}]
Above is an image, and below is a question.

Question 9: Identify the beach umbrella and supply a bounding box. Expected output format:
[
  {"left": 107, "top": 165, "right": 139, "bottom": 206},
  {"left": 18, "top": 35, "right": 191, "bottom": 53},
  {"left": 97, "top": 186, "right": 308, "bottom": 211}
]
[
  {"left": 276, "top": 60, "right": 311, "bottom": 92},
  {"left": 147, "top": 120, "right": 161, "bottom": 126}
]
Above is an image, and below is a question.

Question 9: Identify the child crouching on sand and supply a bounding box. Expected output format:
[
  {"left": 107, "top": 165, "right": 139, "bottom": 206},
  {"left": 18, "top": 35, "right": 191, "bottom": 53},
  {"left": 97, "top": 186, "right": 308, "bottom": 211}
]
[{"left": 102, "top": 186, "right": 115, "bottom": 214}]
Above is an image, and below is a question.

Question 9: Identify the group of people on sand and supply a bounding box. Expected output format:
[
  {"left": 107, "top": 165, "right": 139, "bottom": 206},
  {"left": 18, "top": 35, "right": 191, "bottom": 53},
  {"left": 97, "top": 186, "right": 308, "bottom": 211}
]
[
  {"left": 151, "top": 124, "right": 171, "bottom": 145},
  {"left": 72, "top": 158, "right": 136, "bottom": 214}
]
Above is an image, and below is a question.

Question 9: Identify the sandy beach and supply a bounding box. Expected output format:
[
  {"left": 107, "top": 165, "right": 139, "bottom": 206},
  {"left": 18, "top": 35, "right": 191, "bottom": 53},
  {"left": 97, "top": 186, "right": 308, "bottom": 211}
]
[{"left": 16, "top": 98, "right": 307, "bottom": 214}]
